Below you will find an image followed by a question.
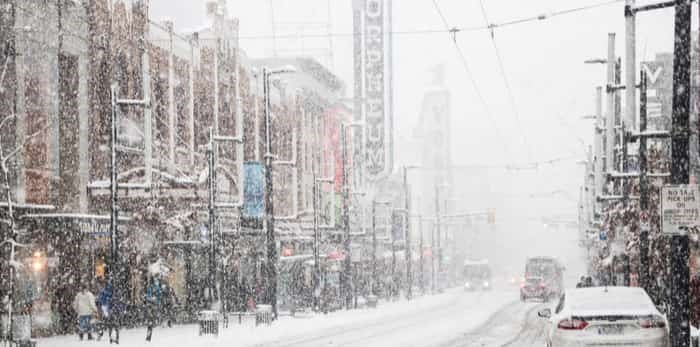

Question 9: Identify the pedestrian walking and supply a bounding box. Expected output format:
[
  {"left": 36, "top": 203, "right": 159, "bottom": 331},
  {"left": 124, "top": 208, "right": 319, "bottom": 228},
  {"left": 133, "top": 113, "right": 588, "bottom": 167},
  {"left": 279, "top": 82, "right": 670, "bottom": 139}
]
[
  {"left": 72, "top": 284, "right": 97, "bottom": 341},
  {"left": 143, "top": 276, "right": 162, "bottom": 342},
  {"left": 96, "top": 281, "right": 122, "bottom": 344}
]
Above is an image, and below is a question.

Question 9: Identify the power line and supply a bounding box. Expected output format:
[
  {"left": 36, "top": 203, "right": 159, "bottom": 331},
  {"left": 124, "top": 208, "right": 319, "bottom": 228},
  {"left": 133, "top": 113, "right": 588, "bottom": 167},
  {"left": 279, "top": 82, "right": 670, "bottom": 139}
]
[
  {"left": 430, "top": 0, "right": 511, "bottom": 158},
  {"left": 477, "top": 0, "right": 533, "bottom": 162},
  {"left": 235, "top": 0, "right": 623, "bottom": 41}
]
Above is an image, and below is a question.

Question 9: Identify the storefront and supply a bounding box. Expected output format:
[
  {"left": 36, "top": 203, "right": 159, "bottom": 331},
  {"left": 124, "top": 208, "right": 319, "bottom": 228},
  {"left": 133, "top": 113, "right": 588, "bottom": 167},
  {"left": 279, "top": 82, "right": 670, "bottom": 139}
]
[{"left": 16, "top": 213, "right": 133, "bottom": 335}]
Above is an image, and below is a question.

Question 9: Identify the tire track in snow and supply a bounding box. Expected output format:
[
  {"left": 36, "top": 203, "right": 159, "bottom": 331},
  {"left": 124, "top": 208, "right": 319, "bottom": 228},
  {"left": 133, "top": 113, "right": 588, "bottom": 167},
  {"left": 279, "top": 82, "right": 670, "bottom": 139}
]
[
  {"left": 442, "top": 300, "right": 544, "bottom": 347},
  {"left": 257, "top": 291, "right": 487, "bottom": 347}
]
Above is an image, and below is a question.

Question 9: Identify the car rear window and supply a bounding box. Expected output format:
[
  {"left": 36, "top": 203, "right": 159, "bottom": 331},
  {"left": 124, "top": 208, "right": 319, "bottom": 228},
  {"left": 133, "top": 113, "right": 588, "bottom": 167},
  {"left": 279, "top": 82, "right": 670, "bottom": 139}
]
[{"left": 568, "top": 289, "right": 653, "bottom": 312}]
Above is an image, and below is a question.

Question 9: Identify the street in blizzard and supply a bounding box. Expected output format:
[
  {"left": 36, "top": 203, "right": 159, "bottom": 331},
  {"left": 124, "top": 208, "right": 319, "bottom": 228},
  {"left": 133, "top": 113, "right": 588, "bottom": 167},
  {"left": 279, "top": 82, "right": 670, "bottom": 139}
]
[{"left": 0, "top": 0, "right": 697, "bottom": 346}]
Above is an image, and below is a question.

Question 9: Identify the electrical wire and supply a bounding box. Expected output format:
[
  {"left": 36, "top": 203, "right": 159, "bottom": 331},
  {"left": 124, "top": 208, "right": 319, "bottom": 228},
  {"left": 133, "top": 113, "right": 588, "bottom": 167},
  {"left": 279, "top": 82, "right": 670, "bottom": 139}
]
[
  {"left": 233, "top": 0, "right": 624, "bottom": 41},
  {"left": 477, "top": 0, "right": 533, "bottom": 162},
  {"left": 430, "top": 0, "right": 511, "bottom": 158}
]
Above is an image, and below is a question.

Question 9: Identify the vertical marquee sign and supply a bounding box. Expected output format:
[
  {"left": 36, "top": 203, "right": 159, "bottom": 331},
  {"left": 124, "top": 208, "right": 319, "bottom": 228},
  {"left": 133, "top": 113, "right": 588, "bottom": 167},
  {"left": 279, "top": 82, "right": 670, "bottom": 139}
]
[{"left": 364, "top": 0, "right": 390, "bottom": 180}]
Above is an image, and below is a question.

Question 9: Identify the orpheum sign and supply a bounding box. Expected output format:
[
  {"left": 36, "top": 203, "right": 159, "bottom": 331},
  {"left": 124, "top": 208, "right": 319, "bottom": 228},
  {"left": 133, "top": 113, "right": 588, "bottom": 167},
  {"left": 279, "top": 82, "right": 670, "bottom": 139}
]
[{"left": 364, "top": 0, "right": 388, "bottom": 179}]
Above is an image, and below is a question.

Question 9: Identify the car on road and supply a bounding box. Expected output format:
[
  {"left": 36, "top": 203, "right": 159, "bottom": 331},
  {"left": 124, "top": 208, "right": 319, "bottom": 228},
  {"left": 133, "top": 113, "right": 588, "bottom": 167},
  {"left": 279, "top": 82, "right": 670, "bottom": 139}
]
[
  {"left": 524, "top": 256, "right": 565, "bottom": 298},
  {"left": 538, "top": 287, "right": 669, "bottom": 347},
  {"left": 463, "top": 259, "right": 492, "bottom": 291},
  {"left": 520, "top": 276, "right": 551, "bottom": 302}
]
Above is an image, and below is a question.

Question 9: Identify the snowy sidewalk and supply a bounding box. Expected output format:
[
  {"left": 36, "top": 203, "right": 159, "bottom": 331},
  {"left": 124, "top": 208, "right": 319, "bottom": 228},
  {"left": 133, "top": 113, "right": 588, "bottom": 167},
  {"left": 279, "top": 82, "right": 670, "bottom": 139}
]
[{"left": 39, "top": 287, "right": 517, "bottom": 347}]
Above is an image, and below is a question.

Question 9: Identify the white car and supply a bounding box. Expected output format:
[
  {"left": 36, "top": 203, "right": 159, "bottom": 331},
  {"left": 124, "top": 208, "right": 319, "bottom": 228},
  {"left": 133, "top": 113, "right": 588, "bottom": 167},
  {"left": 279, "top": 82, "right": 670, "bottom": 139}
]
[{"left": 538, "top": 287, "right": 669, "bottom": 347}]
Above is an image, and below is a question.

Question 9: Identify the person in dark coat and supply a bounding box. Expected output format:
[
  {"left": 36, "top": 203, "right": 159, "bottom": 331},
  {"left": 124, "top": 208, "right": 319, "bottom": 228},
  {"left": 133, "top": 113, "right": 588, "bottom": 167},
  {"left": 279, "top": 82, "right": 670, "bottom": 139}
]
[
  {"left": 143, "top": 277, "right": 162, "bottom": 342},
  {"left": 96, "top": 282, "right": 122, "bottom": 344}
]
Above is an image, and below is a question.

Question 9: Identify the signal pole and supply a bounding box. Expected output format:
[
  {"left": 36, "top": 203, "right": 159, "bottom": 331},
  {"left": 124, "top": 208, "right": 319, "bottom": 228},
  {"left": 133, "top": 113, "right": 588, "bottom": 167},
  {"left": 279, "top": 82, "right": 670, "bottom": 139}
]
[{"left": 669, "top": 1, "right": 691, "bottom": 345}]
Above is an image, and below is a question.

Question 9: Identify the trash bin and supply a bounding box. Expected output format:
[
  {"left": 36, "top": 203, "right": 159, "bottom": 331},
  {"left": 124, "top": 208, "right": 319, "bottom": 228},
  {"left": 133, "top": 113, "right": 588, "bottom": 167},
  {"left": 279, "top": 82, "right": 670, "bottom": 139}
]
[
  {"left": 255, "top": 305, "right": 272, "bottom": 326},
  {"left": 366, "top": 295, "right": 378, "bottom": 308},
  {"left": 197, "top": 310, "right": 219, "bottom": 336}
]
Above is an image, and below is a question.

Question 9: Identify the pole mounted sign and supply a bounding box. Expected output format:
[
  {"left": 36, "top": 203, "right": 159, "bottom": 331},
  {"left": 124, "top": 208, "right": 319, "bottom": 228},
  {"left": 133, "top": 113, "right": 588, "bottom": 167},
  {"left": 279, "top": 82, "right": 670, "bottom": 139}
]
[{"left": 661, "top": 185, "right": 700, "bottom": 235}]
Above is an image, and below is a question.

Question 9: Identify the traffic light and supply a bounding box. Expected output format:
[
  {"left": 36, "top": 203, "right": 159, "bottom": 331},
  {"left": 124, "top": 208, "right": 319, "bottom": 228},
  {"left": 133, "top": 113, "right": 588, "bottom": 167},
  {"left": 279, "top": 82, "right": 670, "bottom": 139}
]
[{"left": 487, "top": 210, "right": 496, "bottom": 225}]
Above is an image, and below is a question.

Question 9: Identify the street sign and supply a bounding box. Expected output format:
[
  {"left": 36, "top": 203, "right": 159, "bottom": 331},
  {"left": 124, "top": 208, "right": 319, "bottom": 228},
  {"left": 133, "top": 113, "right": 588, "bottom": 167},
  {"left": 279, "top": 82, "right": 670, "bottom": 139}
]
[
  {"left": 599, "top": 230, "right": 607, "bottom": 241},
  {"left": 661, "top": 185, "right": 700, "bottom": 235}
]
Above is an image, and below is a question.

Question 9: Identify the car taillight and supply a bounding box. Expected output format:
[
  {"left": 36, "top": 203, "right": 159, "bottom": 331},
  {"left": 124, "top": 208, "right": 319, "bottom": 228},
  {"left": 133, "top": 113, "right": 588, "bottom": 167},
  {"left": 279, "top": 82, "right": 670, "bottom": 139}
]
[
  {"left": 639, "top": 316, "right": 666, "bottom": 329},
  {"left": 557, "top": 318, "right": 588, "bottom": 330}
]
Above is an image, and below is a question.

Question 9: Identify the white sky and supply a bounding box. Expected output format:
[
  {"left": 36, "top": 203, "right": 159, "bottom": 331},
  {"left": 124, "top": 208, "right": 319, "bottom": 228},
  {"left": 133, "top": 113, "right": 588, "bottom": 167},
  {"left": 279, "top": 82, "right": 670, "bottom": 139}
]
[{"left": 150, "top": 0, "right": 697, "bottom": 224}]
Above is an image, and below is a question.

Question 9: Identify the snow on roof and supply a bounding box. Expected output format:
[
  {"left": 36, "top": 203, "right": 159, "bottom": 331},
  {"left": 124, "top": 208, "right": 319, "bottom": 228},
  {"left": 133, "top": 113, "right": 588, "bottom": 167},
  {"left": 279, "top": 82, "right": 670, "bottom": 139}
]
[{"left": 562, "top": 287, "right": 659, "bottom": 317}]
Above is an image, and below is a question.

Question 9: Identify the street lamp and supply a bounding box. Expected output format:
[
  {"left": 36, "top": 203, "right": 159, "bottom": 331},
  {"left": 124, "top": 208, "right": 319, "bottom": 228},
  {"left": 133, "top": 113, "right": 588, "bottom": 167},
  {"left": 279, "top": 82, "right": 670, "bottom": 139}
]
[{"left": 263, "top": 65, "right": 295, "bottom": 320}]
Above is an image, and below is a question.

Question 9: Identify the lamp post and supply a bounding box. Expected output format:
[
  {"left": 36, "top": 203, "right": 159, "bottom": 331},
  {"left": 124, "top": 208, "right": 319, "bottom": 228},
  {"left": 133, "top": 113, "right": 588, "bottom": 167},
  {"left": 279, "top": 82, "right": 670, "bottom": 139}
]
[{"left": 263, "top": 65, "right": 295, "bottom": 320}]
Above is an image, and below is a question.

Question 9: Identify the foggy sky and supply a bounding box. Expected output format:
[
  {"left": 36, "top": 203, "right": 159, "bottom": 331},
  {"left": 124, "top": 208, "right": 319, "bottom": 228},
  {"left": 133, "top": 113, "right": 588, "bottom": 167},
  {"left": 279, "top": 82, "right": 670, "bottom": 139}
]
[{"left": 149, "top": 0, "right": 694, "bottom": 224}]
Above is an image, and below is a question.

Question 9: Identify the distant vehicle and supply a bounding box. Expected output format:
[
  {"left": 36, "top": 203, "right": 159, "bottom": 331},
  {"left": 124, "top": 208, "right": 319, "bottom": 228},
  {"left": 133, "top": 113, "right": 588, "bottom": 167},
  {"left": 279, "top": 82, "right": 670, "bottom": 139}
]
[
  {"left": 463, "top": 259, "right": 492, "bottom": 291},
  {"left": 520, "top": 276, "right": 550, "bottom": 302},
  {"left": 524, "top": 256, "right": 564, "bottom": 298},
  {"left": 538, "top": 287, "right": 669, "bottom": 347}
]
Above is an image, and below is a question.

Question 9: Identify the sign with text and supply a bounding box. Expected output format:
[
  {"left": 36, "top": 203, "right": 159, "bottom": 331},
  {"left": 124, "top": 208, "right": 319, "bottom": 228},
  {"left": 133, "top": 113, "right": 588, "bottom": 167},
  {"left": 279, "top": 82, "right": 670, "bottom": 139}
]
[
  {"left": 364, "top": 0, "right": 390, "bottom": 180},
  {"left": 661, "top": 185, "right": 700, "bottom": 235}
]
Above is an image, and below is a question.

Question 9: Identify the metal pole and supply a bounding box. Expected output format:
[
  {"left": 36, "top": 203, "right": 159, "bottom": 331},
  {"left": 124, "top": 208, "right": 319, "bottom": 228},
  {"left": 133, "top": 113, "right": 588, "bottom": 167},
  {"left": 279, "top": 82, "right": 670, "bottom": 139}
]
[
  {"left": 638, "top": 70, "right": 650, "bottom": 294},
  {"left": 430, "top": 215, "right": 436, "bottom": 293},
  {"left": 625, "top": 0, "right": 636, "bottom": 130},
  {"left": 403, "top": 167, "right": 412, "bottom": 300},
  {"left": 341, "top": 124, "right": 352, "bottom": 309},
  {"left": 263, "top": 68, "right": 278, "bottom": 319},
  {"left": 606, "top": 33, "right": 616, "bottom": 173},
  {"left": 207, "top": 127, "right": 216, "bottom": 306},
  {"left": 418, "top": 215, "right": 424, "bottom": 295},
  {"left": 435, "top": 184, "right": 442, "bottom": 292},
  {"left": 669, "top": 1, "right": 691, "bottom": 345},
  {"left": 109, "top": 85, "right": 121, "bottom": 313},
  {"left": 595, "top": 86, "right": 604, "bottom": 213},
  {"left": 371, "top": 200, "right": 377, "bottom": 297}
]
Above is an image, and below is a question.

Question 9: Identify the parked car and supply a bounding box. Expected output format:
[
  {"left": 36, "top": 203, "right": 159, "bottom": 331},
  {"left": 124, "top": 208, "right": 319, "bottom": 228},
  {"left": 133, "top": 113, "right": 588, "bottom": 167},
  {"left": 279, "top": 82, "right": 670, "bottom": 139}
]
[
  {"left": 520, "top": 276, "right": 551, "bottom": 302},
  {"left": 538, "top": 287, "right": 669, "bottom": 347}
]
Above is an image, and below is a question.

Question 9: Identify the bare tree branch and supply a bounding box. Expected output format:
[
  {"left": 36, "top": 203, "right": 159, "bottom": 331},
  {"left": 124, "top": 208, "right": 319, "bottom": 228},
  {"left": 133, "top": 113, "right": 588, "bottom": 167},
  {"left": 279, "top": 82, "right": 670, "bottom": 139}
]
[
  {"left": 1, "top": 121, "right": 50, "bottom": 165},
  {"left": 0, "top": 113, "right": 14, "bottom": 132}
]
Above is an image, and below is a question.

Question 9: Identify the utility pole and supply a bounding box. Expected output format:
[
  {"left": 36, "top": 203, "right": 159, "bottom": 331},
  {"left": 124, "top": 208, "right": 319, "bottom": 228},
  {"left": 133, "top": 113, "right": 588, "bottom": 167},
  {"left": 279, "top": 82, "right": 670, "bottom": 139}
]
[
  {"left": 669, "top": 1, "right": 691, "bottom": 345},
  {"left": 638, "top": 70, "right": 650, "bottom": 294},
  {"left": 435, "top": 184, "right": 442, "bottom": 292},
  {"left": 341, "top": 124, "right": 352, "bottom": 309},
  {"left": 594, "top": 86, "right": 604, "bottom": 214},
  {"left": 606, "top": 33, "right": 616, "bottom": 173},
  {"left": 109, "top": 85, "right": 120, "bottom": 307},
  {"left": 403, "top": 167, "right": 412, "bottom": 300},
  {"left": 430, "top": 215, "right": 436, "bottom": 293},
  {"left": 263, "top": 67, "right": 278, "bottom": 319},
  {"left": 371, "top": 200, "right": 377, "bottom": 298},
  {"left": 625, "top": 0, "right": 636, "bottom": 130},
  {"left": 207, "top": 127, "right": 217, "bottom": 305},
  {"left": 418, "top": 215, "right": 424, "bottom": 295}
]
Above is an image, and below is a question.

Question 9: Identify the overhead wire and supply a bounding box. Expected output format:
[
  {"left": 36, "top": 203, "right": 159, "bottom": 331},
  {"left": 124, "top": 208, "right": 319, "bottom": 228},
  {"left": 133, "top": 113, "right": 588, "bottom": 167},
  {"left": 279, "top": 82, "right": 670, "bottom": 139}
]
[
  {"left": 477, "top": 0, "right": 533, "bottom": 162},
  {"left": 430, "top": 0, "right": 511, "bottom": 158},
  {"left": 233, "top": 0, "right": 624, "bottom": 40}
]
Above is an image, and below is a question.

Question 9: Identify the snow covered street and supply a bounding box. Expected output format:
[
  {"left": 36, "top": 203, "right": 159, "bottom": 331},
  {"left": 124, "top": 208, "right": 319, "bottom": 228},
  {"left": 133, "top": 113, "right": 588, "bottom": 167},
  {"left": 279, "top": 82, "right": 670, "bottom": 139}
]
[{"left": 39, "top": 286, "right": 527, "bottom": 347}]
